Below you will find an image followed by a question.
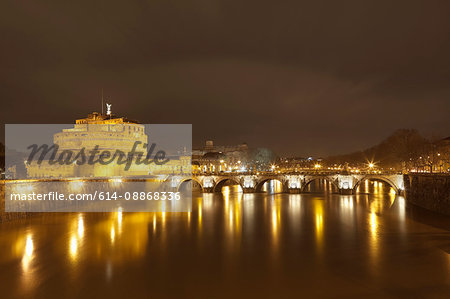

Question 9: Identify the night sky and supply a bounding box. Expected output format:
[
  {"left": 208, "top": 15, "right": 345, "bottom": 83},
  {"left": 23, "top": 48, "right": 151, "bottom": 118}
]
[{"left": 1, "top": 1, "right": 449, "bottom": 156}]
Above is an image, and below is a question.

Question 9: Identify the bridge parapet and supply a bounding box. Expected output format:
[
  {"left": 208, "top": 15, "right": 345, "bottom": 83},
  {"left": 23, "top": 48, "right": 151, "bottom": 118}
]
[{"left": 177, "top": 172, "right": 405, "bottom": 195}]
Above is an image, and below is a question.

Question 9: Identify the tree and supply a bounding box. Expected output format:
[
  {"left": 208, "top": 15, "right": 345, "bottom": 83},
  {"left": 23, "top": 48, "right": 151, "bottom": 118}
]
[{"left": 251, "top": 148, "right": 276, "bottom": 171}]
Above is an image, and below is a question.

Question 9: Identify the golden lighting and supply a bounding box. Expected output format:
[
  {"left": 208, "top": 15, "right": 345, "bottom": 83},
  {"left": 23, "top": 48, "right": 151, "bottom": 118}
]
[
  {"left": 370, "top": 213, "right": 377, "bottom": 236},
  {"left": 117, "top": 207, "right": 123, "bottom": 231},
  {"left": 68, "top": 215, "right": 85, "bottom": 263},
  {"left": 78, "top": 214, "right": 84, "bottom": 238},
  {"left": 110, "top": 227, "right": 115, "bottom": 243},
  {"left": 198, "top": 200, "right": 203, "bottom": 229},
  {"left": 69, "top": 235, "right": 78, "bottom": 259},
  {"left": 25, "top": 235, "right": 33, "bottom": 257},
  {"left": 368, "top": 211, "right": 380, "bottom": 274},
  {"left": 313, "top": 200, "right": 324, "bottom": 253},
  {"left": 270, "top": 199, "right": 281, "bottom": 254},
  {"left": 342, "top": 197, "right": 354, "bottom": 210},
  {"left": 22, "top": 234, "right": 34, "bottom": 271},
  {"left": 272, "top": 208, "right": 278, "bottom": 233},
  {"left": 316, "top": 214, "right": 323, "bottom": 230}
]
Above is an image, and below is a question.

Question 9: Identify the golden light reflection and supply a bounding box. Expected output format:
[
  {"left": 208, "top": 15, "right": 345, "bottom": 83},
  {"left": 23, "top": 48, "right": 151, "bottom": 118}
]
[
  {"left": 272, "top": 208, "right": 278, "bottom": 233},
  {"left": 224, "top": 191, "right": 243, "bottom": 239},
  {"left": 370, "top": 212, "right": 377, "bottom": 235},
  {"left": 69, "top": 214, "right": 85, "bottom": 263},
  {"left": 198, "top": 198, "right": 203, "bottom": 232},
  {"left": 67, "top": 213, "right": 152, "bottom": 265},
  {"left": 269, "top": 197, "right": 281, "bottom": 262},
  {"left": 397, "top": 196, "right": 406, "bottom": 232},
  {"left": 388, "top": 189, "right": 396, "bottom": 208},
  {"left": 223, "top": 186, "right": 231, "bottom": 197},
  {"left": 69, "top": 235, "right": 78, "bottom": 260},
  {"left": 117, "top": 207, "right": 123, "bottom": 227},
  {"left": 313, "top": 200, "right": 324, "bottom": 254},
  {"left": 316, "top": 214, "right": 323, "bottom": 233},
  {"left": 271, "top": 198, "right": 280, "bottom": 242},
  {"left": 369, "top": 196, "right": 384, "bottom": 214},
  {"left": 368, "top": 211, "right": 379, "bottom": 273},
  {"left": 110, "top": 227, "right": 115, "bottom": 243},
  {"left": 341, "top": 196, "right": 354, "bottom": 210},
  {"left": 187, "top": 211, "right": 191, "bottom": 227},
  {"left": 235, "top": 197, "right": 242, "bottom": 235},
  {"left": 78, "top": 214, "right": 84, "bottom": 238},
  {"left": 17, "top": 231, "right": 36, "bottom": 295},
  {"left": 288, "top": 195, "right": 301, "bottom": 232},
  {"left": 22, "top": 234, "right": 34, "bottom": 271}
]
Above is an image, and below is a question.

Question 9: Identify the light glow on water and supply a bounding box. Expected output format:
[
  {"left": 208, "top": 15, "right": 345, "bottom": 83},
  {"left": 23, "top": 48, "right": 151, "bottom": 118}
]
[
  {"left": 69, "top": 235, "right": 78, "bottom": 260},
  {"left": 110, "top": 227, "right": 115, "bottom": 243},
  {"left": 22, "top": 234, "right": 34, "bottom": 271},
  {"left": 78, "top": 214, "right": 84, "bottom": 238},
  {"left": 1, "top": 187, "right": 449, "bottom": 297}
]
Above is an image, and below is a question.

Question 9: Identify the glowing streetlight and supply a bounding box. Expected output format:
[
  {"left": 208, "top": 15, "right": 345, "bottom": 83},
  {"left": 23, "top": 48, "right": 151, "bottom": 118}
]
[{"left": 368, "top": 163, "right": 374, "bottom": 169}]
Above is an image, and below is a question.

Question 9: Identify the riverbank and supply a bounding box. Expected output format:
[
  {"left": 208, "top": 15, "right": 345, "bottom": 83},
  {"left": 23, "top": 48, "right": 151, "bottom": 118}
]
[{"left": 404, "top": 174, "right": 450, "bottom": 216}]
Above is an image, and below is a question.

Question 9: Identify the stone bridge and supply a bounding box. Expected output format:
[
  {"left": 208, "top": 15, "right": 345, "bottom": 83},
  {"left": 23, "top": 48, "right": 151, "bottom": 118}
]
[{"left": 169, "top": 173, "right": 405, "bottom": 195}]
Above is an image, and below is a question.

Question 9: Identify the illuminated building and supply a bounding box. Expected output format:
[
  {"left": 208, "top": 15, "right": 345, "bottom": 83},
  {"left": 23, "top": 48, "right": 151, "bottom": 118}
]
[
  {"left": 193, "top": 140, "right": 248, "bottom": 173},
  {"left": 26, "top": 111, "right": 190, "bottom": 178}
]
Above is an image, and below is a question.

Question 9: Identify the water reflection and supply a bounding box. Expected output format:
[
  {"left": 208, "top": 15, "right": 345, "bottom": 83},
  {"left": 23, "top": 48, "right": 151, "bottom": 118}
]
[
  {"left": 1, "top": 184, "right": 449, "bottom": 298},
  {"left": 198, "top": 198, "right": 202, "bottom": 232},
  {"left": 314, "top": 200, "right": 324, "bottom": 256},
  {"left": 368, "top": 211, "right": 379, "bottom": 275},
  {"left": 262, "top": 180, "right": 283, "bottom": 194},
  {"left": 288, "top": 195, "right": 302, "bottom": 233},
  {"left": 20, "top": 232, "right": 35, "bottom": 295},
  {"left": 271, "top": 198, "right": 280, "bottom": 241},
  {"left": 22, "top": 233, "right": 34, "bottom": 272},
  {"left": 69, "top": 214, "right": 84, "bottom": 263}
]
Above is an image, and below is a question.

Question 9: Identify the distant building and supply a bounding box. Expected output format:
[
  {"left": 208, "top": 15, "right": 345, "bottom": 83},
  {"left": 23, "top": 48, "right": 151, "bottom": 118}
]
[{"left": 193, "top": 140, "right": 249, "bottom": 173}]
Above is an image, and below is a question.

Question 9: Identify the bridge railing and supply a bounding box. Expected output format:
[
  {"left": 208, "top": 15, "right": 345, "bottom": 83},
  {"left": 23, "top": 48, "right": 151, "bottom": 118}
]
[{"left": 192, "top": 170, "right": 403, "bottom": 176}]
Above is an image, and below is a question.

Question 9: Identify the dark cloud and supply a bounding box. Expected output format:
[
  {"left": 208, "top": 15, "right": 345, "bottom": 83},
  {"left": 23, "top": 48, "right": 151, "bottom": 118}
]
[{"left": 1, "top": 0, "right": 449, "bottom": 156}]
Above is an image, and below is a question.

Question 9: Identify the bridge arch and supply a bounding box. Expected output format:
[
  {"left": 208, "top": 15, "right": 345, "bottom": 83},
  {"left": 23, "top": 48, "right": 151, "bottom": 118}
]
[
  {"left": 301, "top": 176, "right": 340, "bottom": 193},
  {"left": 213, "top": 178, "right": 243, "bottom": 193},
  {"left": 177, "top": 178, "right": 203, "bottom": 192},
  {"left": 353, "top": 176, "right": 400, "bottom": 194},
  {"left": 255, "top": 177, "right": 287, "bottom": 193}
]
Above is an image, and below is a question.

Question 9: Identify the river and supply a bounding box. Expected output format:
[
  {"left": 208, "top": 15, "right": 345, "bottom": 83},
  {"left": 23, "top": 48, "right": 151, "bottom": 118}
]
[{"left": 0, "top": 180, "right": 449, "bottom": 298}]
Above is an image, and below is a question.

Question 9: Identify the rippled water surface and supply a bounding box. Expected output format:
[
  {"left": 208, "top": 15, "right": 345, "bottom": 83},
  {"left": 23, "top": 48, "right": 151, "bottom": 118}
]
[{"left": 0, "top": 182, "right": 449, "bottom": 298}]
